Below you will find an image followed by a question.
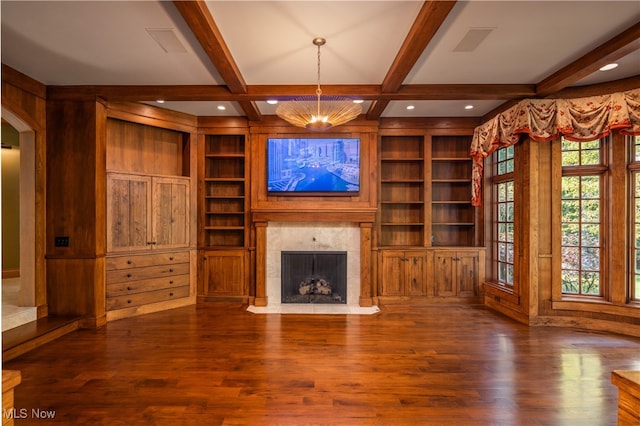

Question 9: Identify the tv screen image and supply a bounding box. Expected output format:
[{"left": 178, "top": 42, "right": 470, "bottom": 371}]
[{"left": 267, "top": 138, "right": 360, "bottom": 193}]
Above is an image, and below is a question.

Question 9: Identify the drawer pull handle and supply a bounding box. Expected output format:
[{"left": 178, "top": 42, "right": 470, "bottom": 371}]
[
  {"left": 169, "top": 256, "right": 174, "bottom": 261},
  {"left": 126, "top": 273, "right": 132, "bottom": 278},
  {"left": 127, "top": 300, "right": 132, "bottom": 304},
  {"left": 169, "top": 280, "right": 174, "bottom": 284},
  {"left": 169, "top": 268, "right": 174, "bottom": 273},
  {"left": 127, "top": 260, "right": 132, "bottom": 265},
  {"left": 169, "top": 292, "right": 174, "bottom": 297},
  {"left": 127, "top": 286, "right": 133, "bottom": 291}
]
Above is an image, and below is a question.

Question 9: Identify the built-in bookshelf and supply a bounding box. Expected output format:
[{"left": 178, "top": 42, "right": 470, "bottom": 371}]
[
  {"left": 379, "top": 135, "right": 425, "bottom": 247},
  {"left": 202, "top": 134, "right": 247, "bottom": 247},
  {"left": 431, "top": 135, "right": 475, "bottom": 246}
]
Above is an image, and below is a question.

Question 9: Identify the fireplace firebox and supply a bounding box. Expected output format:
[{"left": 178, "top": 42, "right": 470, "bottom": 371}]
[{"left": 281, "top": 251, "right": 347, "bottom": 304}]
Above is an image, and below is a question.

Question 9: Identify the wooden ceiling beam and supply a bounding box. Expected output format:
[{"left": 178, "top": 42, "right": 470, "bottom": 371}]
[
  {"left": 46, "top": 83, "right": 534, "bottom": 102},
  {"left": 380, "top": 1, "right": 458, "bottom": 93},
  {"left": 172, "top": 1, "right": 245, "bottom": 93},
  {"left": 366, "top": 100, "right": 391, "bottom": 120},
  {"left": 172, "top": 1, "right": 262, "bottom": 120},
  {"left": 536, "top": 21, "right": 640, "bottom": 97},
  {"left": 394, "top": 84, "right": 535, "bottom": 100}
]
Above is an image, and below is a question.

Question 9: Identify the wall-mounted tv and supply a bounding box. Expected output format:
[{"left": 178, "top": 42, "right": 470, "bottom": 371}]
[{"left": 267, "top": 137, "right": 360, "bottom": 194}]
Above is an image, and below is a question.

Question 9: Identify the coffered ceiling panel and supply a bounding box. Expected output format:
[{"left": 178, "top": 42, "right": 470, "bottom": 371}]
[{"left": 1, "top": 1, "right": 639, "bottom": 120}]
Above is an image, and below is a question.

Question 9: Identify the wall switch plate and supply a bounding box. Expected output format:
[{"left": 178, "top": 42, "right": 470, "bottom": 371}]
[{"left": 54, "top": 236, "right": 70, "bottom": 247}]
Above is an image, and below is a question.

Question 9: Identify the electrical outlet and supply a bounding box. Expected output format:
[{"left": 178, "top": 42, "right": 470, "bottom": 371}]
[{"left": 54, "top": 236, "right": 69, "bottom": 247}]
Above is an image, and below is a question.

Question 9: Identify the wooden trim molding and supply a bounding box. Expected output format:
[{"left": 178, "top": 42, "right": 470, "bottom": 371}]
[
  {"left": 551, "top": 299, "right": 640, "bottom": 319},
  {"left": 2, "top": 269, "right": 20, "bottom": 279}
]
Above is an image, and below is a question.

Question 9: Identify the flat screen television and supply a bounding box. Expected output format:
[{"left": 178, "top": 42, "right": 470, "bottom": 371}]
[{"left": 267, "top": 137, "right": 360, "bottom": 194}]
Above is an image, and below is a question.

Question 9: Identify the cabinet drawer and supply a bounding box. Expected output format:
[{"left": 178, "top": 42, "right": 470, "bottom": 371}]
[
  {"left": 106, "top": 285, "right": 190, "bottom": 310},
  {"left": 106, "top": 274, "right": 190, "bottom": 297},
  {"left": 106, "top": 262, "right": 189, "bottom": 284},
  {"left": 106, "top": 251, "right": 190, "bottom": 270}
]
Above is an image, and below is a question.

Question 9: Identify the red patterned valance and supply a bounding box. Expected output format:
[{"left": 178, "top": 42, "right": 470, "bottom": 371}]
[{"left": 470, "top": 89, "right": 640, "bottom": 206}]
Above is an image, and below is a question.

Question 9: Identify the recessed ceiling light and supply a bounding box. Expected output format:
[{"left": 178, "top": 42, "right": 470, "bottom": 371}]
[
  {"left": 406, "top": 105, "right": 415, "bottom": 110},
  {"left": 217, "top": 105, "right": 226, "bottom": 111},
  {"left": 464, "top": 105, "right": 474, "bottom": 110},
  {"left": 599, "top": 63, "right": 618, "bottom": 71},
  {"left": 266, "top": 100, "right": 278, "bottom": 105},
  {"left": 156, "top": 99, "right": 165, "bottom": 104},
  {"left": 353, "top": 99, "right": 364, "bottom": 104}
]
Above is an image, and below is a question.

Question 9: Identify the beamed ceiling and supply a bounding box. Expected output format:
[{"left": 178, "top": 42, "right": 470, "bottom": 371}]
[{"left": 1, "top": 1, "right": 639, "bottom": 122}]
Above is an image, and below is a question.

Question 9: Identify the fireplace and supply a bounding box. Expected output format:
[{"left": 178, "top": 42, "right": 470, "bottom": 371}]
[
  {"left": 281, "top": 251, "right": 347, "bottom": 304},
  {"left": 248, "top": 215, "right": 379, "bottom": 313}
]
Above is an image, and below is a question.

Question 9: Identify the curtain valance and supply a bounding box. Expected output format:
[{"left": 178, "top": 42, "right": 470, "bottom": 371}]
[{"left": 470, "top": 88, "right": 640, "bottom": 206}]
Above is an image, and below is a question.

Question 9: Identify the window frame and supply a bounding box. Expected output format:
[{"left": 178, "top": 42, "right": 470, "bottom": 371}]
[
  {"left": 490, "top": 146, "right": 515, "bottom": 288},
  {"left": 554, "top": 136, "right": 609, "bottom": 302},
  {"left": 627, "top": 135, "right": 640, "bottom": 304}
]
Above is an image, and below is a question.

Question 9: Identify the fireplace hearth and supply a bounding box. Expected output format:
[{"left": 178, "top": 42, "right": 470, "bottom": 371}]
[{"left": 281, "top": 251, "right": 347, "bottom": 304}]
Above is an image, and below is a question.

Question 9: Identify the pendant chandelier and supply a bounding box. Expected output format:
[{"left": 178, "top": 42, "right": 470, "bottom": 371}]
[{"left": 276, "top": 37, "right": 362, "bottom": 131}]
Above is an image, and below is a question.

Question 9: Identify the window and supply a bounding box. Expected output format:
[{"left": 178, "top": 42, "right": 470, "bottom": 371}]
[
  {"left": 560, "top": 138, "right": 605, "bottom": 297},
  {"left": 629, "top": 136, "right": 640, "bottom": 302},
  {"left": 491, "top": 146, "right": 514, "bottom": 286}
]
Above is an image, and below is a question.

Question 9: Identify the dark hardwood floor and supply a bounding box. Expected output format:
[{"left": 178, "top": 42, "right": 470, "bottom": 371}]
[{"left": 3, "top": 303, "right": 639, "bottom": 425}]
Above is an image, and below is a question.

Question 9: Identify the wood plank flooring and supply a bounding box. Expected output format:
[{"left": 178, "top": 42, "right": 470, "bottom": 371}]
[{"left": 3, "top": 303, "right": 640, "bottom": 425}]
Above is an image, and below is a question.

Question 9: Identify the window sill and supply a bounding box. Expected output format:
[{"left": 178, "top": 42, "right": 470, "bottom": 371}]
[
  {"left": 484, "top": 281, "right": 520, "bottom": 305},
  {"left": 552, "top": 299, "right": 640, "bottom": 319}
]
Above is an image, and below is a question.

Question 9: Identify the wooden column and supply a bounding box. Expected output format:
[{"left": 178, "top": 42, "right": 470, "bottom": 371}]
[
  {"left": 359, "top": 222, "right": 374, "bottom": 307},
  {"left": 2, "top": 370, "right": 21, "bottom": 426},
  {"left": 254, "top": 222, "right": 268, "bottom": 306},
  {"left": 46, "top": 98, "right": 107, "bottom": 328},
  {"left": 611, "top": 370, "right": 640, "bottom": 425}
]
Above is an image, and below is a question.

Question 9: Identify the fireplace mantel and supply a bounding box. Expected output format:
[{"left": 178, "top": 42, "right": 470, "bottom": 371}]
[
  {"left": 252, "top": 209, "right": 376, "bottom": 224},
  {"left": 251, "top": 209, "right": 376, "bottom": 308}
]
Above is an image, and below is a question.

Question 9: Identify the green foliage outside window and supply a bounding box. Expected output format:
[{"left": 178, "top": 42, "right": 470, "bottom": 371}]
[
  {"left": 493, "top": 145, "right": 515, "bottom": 287},
  {"left": 560, "top": 138, "right": 601, "bottom": 296}
]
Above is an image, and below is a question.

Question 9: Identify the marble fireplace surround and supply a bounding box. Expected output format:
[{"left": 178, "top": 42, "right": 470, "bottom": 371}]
[{"left": 249, "top": 210, "right": 379, "bottom": 314}]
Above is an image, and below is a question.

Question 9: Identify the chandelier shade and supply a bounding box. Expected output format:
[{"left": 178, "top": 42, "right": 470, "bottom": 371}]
[
  {"left": 275, "top": 37, "right": 362, "bottom": 131},
  {"left": 276, "top": 95, "right": 362, "bottom": 131}
]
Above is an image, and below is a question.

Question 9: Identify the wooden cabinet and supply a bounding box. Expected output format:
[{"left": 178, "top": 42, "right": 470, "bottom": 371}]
[
  {"left": 379, "top": 250, "right": 427, "bottom": 297},
  {"left": 379, "top": 136, "right": 425, "bottom": 247},
  {"left": 201, "top": 135, "right": 247, "bottom": 248},
  {"left": 105, "top": 117, "right": 195, "bottom": 319},
  {"left": 107, "top": 173, "right": 190, "bottom": 253},
  {"left": 106, "top": 251, "right": 190, "bottom": 310},
  {"left": 199, "top": 133, "right": 250, "bottom": 301},
  {"left": 201, "top": 250, "right": 246, "bottom": 299},
  {"left": 431, "top": 135, "right": 476, "bottom": 247},
  {"left": 433, "top": 249, "right": 483, "bottom": 297}
]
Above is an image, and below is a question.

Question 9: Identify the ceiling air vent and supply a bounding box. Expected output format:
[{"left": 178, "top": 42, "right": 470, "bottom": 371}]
[
  {"left": 146, "top": 28, "right": 187, "bottom": 53},
  {"left": 453, "top": 28, "right": 494, "bottom": 52}
]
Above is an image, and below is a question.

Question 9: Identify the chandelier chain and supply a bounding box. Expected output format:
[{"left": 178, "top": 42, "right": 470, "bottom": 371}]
[
  {"left": 316, "top": 41, "right": 322, "bottom": 117},
  {"left": 275, "top": 36, "right": 361, "bottom": 131}
]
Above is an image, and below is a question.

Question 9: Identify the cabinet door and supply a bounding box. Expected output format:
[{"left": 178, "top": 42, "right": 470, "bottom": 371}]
[
  {"left": 153, "top": 177, "right": 190, "bottom": 250},
  {"left": 457, "top": 251, "right": 479, "bottom": 297},
  {"left": 203, "top": 250, "right": 246, "bottom": 297},
  {"left": 433, "top": 250, "right": 479, "bottom": 297},
  {"left": 107, "top": 173, "right": 152, "bottom": 253},
  {"left": 379, "top": 251, "right": 405, "bottom": 296},
  {"left": 433, "top": 252, "right": 456, "bottom": 296},
  {"left": 405, "top": 253, "right": 427, "bottom": 296}
]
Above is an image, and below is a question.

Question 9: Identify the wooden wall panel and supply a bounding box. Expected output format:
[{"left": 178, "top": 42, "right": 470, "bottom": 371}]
[
  {"left": 1, "top": 65, "right": 48, "bottom": 316},
  {"left": 45, "top": 99, "right": 106, "bottom": 325}
]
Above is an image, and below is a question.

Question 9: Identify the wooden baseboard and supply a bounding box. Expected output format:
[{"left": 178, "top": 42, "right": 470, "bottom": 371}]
[
  {"left": 530, "top": 315, "right": 640, "bottom": 338},
  {"left": 106, "top": 296, "right": 196, "bottom": 322},
  {"left": 198, "top": 295, "right": 250, "bottom": 303},
  {"left": 2, "top": 269, "right": 20, "bottom": 279}
]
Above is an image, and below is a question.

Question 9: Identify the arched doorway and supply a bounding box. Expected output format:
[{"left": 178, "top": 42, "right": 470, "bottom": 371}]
[{"left": 2, "top": 108, "right": 37, "bottom": 330}]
